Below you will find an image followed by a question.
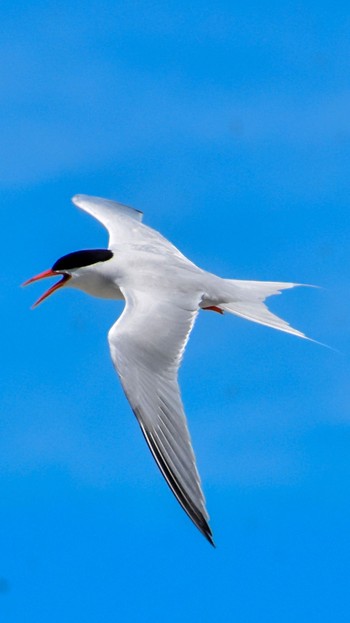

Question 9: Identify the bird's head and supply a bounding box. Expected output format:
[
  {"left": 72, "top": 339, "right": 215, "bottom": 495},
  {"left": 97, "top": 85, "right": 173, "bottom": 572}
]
[{"left": 22, "top": 249, "right": 114, "bottom": 308}]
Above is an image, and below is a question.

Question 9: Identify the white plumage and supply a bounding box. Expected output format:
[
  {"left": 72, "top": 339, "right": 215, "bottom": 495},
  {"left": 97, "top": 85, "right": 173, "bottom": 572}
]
[{"left": 25, "top": 194, "right": 310, "bottom": 545}]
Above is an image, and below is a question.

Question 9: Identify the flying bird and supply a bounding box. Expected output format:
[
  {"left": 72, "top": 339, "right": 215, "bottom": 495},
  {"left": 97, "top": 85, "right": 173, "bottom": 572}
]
[{"left": 23, "top": 195, "right": 309, "bottom": 545}]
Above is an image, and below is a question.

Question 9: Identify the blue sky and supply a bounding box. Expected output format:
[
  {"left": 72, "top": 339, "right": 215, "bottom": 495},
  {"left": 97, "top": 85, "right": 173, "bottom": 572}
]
[{"left": 1, "top": 1, "right": 350, "bottom": 621}]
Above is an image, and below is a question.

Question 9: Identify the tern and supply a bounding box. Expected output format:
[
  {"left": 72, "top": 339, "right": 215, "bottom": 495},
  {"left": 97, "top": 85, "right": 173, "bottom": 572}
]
[{"left": 24, "top": 194, "right": 309, "bottom": 546}]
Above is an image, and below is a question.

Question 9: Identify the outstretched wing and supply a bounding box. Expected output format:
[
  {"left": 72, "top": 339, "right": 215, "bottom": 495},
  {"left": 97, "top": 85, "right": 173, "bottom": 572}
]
[
  {"left": 72, "top": 194, "right": 190, "bottom": 262},
  {"left": 108, "top": 288, "right": 214, "bottom": 545},
  {"left": 72, "top": 194, "right": 144, "bottom": 246}
]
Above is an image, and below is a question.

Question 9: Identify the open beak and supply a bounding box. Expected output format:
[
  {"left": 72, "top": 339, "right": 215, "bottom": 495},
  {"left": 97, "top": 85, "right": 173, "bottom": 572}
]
[{"left": 22, "top": 269, "right": 71, "bottom": 308}]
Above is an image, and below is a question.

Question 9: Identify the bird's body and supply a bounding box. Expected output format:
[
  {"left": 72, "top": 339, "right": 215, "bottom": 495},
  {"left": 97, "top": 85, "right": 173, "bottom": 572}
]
[{"left": 24, "top": 194, "right": 309, "bottom": 545}]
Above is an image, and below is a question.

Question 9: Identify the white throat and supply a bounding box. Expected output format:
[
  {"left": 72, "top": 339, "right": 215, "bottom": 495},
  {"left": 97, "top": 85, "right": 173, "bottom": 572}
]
[{"left": 67, "top": 265, "right": 124, "bottom": 300}]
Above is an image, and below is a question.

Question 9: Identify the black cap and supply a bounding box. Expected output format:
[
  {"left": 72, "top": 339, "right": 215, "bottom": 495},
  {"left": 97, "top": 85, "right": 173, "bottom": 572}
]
[{"left": 52, "top": 249, "right": 113, "bottom": 272}]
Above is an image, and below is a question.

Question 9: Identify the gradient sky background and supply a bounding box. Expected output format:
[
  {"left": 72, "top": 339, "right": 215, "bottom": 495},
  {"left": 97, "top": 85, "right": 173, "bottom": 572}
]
[{"left": 1, "top": 1, "right": 350, "bottom": 621}]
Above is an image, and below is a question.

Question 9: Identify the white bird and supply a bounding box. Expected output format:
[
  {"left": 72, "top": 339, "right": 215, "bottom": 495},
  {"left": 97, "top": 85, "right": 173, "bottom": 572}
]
[{"left": 23, "top": 194, "right": 309, "bottom": 545}]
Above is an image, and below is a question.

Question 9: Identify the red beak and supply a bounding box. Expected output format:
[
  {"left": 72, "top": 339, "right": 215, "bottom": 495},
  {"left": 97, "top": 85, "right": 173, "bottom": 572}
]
[{"left": 22, "top": 269, "right": 71, "bottom": 308}]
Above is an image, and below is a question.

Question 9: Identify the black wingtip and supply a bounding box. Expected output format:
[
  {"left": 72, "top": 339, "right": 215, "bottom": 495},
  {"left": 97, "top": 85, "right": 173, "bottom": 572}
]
[
  {"left": 198, "top": 519, "right": 215, "bottom": 547},
  {"left": 138, "top": 419, "right": 216, "bottom": 548},
  {"left": 204, "top": 531, "right": 216, "bottom": 548},
  {"left": 153, "top": 441, "right": 215, "bottom": 546}
]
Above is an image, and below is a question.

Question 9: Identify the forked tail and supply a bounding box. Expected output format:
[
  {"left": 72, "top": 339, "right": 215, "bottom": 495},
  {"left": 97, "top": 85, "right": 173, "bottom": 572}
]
[{"left": 210, "top": 279, "right": 309, "bottom": 339}]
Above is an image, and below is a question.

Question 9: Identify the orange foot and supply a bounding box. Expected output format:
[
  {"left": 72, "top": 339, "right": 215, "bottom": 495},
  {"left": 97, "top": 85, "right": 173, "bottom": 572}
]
[{"left": 202, "top": 306, "right": 224, "bottom": 315}]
